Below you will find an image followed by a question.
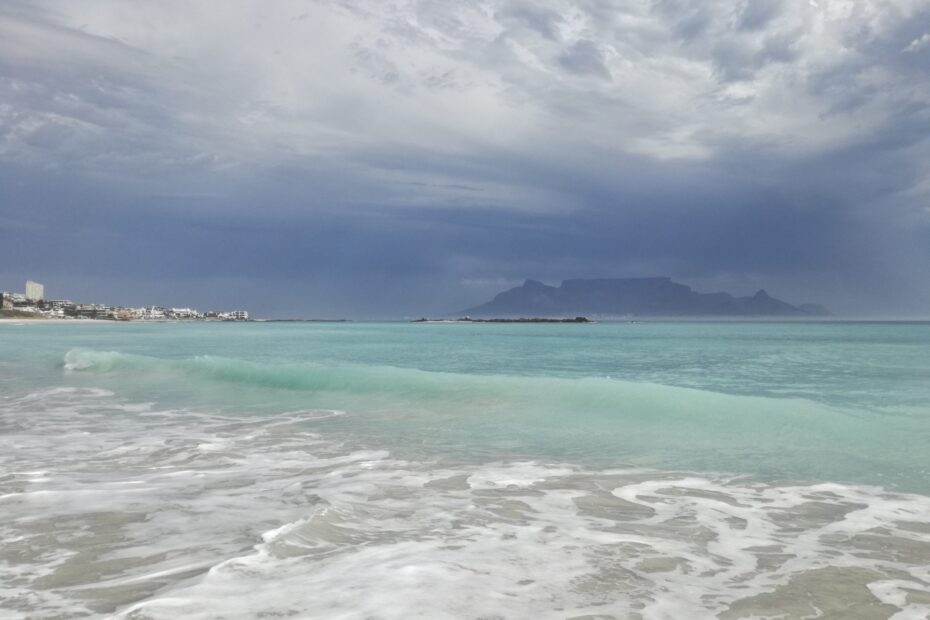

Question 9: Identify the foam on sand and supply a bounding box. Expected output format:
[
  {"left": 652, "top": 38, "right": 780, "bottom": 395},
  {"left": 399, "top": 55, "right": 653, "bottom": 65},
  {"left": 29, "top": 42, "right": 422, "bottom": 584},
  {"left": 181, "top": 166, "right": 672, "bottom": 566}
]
[{"left": 2, "top": 387, "right": 929, "bottom": 619}]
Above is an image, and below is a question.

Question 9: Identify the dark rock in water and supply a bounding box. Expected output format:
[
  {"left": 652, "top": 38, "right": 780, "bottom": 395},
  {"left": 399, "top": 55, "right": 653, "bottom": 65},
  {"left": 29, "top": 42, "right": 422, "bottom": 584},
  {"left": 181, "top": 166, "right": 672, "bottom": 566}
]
[
  {"left": 412, "top": 316, "right": 591, "bottom": 323},
  {"left": 461, "top": 278, "right": 831, "bottom": 317}
]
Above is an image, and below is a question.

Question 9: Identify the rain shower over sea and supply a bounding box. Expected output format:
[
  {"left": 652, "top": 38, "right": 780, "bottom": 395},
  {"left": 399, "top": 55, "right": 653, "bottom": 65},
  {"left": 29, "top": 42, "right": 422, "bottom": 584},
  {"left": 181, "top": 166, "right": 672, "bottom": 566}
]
[{"left": 2, "top": 320, "right": 930, "bottom": 619}]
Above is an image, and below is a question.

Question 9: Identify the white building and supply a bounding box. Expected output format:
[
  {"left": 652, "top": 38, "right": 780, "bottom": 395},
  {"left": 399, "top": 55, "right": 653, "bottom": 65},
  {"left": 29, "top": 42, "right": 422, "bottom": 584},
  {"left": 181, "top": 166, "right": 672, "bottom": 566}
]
[
  {"left": 25, "top": 280, "right": 44, "bottom": 301},
  {"left": 170, "top": 308, "right": 198, "bottom": 318},
  {"left": 143, "top": 306, "right": 166, "bottom": 320}
]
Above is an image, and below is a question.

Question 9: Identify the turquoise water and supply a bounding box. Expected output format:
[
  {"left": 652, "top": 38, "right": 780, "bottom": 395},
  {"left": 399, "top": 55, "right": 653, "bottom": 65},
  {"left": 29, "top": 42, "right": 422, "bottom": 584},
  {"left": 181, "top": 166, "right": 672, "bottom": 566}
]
[
  {"left": 2, "top": 321, "right": 930, "bottom": 618},
  {"left": 4, "top": 321, "right": 929, "bottom": 489}
]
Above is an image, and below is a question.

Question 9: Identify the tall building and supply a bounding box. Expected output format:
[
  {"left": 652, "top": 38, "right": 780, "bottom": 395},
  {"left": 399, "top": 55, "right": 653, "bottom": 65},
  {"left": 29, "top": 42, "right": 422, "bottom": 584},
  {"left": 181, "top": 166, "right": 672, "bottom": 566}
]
[{"left": 25, "top": 280, "right": 45, "bottom": 301}]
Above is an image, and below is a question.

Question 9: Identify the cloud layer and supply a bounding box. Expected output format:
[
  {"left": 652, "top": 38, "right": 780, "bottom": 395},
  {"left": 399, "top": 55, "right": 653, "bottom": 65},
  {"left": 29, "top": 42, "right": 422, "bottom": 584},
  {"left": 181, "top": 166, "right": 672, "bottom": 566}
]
[{"left": 1, "top": 0, "right": 929, "bottom": 316}]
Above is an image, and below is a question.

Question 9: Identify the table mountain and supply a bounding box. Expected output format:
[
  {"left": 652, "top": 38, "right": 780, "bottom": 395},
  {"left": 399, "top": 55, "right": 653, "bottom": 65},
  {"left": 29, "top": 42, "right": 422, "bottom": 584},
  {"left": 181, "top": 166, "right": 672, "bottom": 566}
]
[{"left": 462, "top": 278, "right": 831, "bottom": 317}]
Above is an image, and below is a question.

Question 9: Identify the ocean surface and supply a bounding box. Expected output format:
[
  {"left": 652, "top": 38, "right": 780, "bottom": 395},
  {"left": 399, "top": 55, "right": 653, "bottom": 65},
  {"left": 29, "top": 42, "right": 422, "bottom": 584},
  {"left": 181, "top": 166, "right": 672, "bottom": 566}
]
[{"left": 2, "top": 320, "right": 930, "bottom": 619}]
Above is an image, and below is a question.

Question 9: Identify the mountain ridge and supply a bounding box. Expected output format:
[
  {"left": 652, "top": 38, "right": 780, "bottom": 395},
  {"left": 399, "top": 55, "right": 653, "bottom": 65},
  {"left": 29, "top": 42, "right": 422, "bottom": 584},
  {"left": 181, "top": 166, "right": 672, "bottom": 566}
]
[{"left": 461, "top": 277, "right": 831, "bottom": 317}]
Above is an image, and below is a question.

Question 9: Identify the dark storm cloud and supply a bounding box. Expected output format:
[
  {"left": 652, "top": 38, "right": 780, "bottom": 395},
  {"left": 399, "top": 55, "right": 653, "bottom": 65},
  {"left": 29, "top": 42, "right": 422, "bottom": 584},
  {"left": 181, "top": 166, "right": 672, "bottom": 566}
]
[{"left": 1, "top": 0, "right": 929, "bottom": 316}]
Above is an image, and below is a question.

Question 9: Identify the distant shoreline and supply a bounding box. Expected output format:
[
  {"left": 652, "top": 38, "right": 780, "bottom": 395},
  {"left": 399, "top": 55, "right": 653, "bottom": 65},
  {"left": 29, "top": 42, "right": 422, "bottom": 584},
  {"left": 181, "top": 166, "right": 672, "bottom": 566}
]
[
  {"left": 0, "top": 317, "right": 113, "bottom": 324},
  {"left": 256, "top": 319, "right": 352, "bottom": 323},
  {"left": 0, "top": 317, "right": 252, "bottom": 324},
  {"left": 0, "top": 317, "right": 355, "bottom": 325},
  {"left": 413, "top": 317, "right": 592, "bottom": 324},
  {"left": 3, "top": 317, "right": 930, "bottom": 325}
]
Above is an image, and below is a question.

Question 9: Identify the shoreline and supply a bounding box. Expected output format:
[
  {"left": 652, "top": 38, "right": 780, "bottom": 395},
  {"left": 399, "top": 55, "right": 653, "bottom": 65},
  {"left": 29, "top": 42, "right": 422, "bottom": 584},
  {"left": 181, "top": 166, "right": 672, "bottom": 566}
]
[
  {"left": 0, "top": 317, "right": 251, "bottom": 324},
  {"left": 413, "top": 317, "right": 592, "bottom": 324}
]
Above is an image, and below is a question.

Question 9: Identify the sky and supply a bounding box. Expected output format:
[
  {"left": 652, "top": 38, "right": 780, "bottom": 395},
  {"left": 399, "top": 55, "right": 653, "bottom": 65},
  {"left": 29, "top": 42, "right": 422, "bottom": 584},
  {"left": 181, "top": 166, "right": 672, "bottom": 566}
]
[{"left": 1, "top": 0, "right": 929, "bottom": 318}]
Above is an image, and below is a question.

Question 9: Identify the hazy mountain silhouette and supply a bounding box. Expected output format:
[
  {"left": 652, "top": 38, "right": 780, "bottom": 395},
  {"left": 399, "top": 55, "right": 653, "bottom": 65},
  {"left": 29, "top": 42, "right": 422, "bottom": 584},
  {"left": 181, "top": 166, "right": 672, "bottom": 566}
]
[{"left": 462, "top": 278, "right": 831, "bottom": 317}]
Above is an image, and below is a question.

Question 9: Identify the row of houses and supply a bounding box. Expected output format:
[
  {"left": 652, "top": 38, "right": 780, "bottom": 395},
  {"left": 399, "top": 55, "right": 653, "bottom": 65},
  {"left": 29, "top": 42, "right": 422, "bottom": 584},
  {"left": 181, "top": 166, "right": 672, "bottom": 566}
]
[{"left": 1, "top": 282, "right": 249, "bottom": 321}]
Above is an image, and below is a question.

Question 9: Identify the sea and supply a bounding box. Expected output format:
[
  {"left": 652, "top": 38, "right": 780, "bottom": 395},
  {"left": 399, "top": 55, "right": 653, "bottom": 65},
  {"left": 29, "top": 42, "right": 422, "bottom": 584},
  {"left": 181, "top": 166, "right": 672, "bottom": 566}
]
[{"left": 1, "top": 320, "right": 929, "bottom": 619}]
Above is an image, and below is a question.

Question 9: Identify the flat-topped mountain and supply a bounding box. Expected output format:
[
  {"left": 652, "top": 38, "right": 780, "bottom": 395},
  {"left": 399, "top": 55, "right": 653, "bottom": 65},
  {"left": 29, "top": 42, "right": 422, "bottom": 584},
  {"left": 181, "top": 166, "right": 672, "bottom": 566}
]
[{"left": 462, "top": 277, "right": 831, "bottom": 317}]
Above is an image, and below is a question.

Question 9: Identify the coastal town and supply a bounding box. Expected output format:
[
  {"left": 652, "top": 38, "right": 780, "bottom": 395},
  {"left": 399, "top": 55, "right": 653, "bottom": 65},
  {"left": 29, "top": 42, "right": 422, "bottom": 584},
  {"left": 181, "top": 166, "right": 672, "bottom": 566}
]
[{"left": 1, "top": 280, "right": 250, "bottom": 321}]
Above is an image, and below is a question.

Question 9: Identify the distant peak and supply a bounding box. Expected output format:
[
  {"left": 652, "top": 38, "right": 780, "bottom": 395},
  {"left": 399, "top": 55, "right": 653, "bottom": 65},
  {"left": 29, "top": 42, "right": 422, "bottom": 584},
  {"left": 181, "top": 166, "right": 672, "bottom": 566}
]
[
  {"left": 522, "top": 279, "right": 547, "bottom": 289},
  {"left": 753, "top": 289, "right": 770, "bottom": 299}
]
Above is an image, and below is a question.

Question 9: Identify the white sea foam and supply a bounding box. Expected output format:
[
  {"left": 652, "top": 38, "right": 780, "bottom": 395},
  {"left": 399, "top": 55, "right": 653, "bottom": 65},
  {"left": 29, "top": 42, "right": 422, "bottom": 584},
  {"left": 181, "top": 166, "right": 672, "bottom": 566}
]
[
  {"left": 281, "top": 408, "right": 348, "bottom": 420},
  {"left": 1, "top": 387, "right": 929, "bottom": 619}
]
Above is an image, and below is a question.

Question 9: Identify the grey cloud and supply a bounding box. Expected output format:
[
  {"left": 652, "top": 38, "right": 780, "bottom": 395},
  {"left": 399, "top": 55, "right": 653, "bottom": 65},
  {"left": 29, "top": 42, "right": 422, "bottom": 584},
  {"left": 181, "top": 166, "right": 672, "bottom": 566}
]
[
  {"left": 710, "top": 38, "right": 758, "bottom": 81},
  {"left": 755, "top": 32, "right": 797, "bottom": 64},
  {"left": 652, "top": 0, "right": 714, "bottom": 41},
  {"left": 557, "top": 40, "right": 611, "bottom": 79},
  {"left": 904, "top": 33, "right": 930, "bottom": 52},
  {"left": 737, "top": 0, "right": 782, "bottom": 31},
  {"left": 709, "top": 31, "right": 797, "bottom": 82},
  {"left": 498, "top": 1, "right": 564, "bottom": 40},
  {"left": 22, "top": 121, "right": 75, "bottom": 149}
]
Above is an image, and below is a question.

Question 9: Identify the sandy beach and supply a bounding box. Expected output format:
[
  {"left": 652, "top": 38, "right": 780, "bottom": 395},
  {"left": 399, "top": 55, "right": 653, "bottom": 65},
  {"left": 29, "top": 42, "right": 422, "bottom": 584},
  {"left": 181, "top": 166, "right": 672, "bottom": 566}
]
[{"left": 0, "top": 317, "right": 117, "bottom": 324}]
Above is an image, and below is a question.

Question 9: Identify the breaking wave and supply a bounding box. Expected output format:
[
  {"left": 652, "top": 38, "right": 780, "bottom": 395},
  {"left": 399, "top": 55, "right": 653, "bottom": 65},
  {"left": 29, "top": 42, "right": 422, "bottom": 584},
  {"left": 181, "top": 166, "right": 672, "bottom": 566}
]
[{"left": 58, "top": 347, "right": 930, "bottom": 495}]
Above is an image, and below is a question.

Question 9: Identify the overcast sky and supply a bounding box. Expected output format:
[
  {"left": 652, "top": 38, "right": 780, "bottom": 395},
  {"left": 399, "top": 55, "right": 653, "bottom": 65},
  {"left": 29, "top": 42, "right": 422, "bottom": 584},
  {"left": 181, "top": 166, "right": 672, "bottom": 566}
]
[{"left": 1, "top": 0, "right": 929, "bottom": 317}]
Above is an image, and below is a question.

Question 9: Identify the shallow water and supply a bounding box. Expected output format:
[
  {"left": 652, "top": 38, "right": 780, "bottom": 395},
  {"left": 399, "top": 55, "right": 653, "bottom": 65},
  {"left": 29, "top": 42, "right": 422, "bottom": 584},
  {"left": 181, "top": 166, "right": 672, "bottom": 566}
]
[{"left": 2, "top": 321, "right": 930, "bottom": 618}]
